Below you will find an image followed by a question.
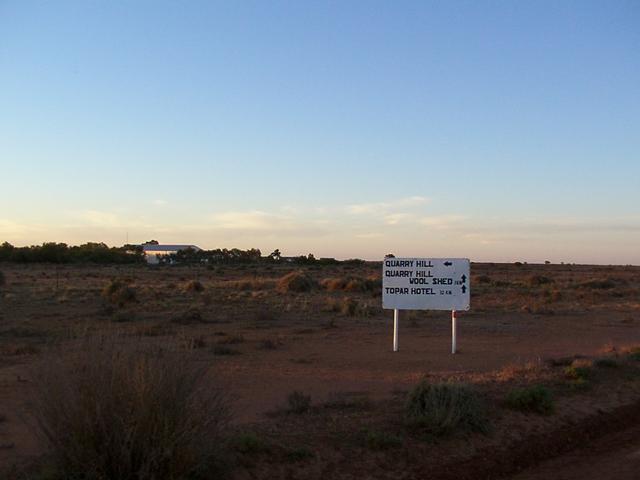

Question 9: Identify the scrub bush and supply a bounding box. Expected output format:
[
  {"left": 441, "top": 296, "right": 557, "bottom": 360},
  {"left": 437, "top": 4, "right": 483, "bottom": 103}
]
[
  {"left": 405, "top": 381, "right": 489, "bottom": 436},
  {"left": 30, "top": 336, "right": 230, "bottom": 480},
  {"left": 505, "top": 385, "right": 554, "bottom": 414},
  {"left": 277, "top": 271, "right": 317, "bottom": 293}
]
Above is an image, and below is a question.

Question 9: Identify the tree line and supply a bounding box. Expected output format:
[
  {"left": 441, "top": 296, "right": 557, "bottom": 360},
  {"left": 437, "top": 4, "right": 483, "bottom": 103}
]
[
  {"left": 0, "top": 242, "right": 145, "bottom": 264},
  {"left": 0, "top": 242, "right": 363, "bottom": 266}
]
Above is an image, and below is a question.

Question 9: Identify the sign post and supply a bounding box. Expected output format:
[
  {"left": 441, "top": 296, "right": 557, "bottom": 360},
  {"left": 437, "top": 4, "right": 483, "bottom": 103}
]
[
  {"left": 382, "top": 258, "right": 470, "bottom": 353},
  {"left": 393, "top": 309, "right": 399, "bottom": 352},
  {"left": 451, "top": 310, "right": 457, "bottom": 354}
]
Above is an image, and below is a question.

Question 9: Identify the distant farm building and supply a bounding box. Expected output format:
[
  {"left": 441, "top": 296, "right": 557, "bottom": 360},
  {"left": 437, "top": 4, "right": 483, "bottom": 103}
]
[{"left": 142, "top": 244, "right": 201, "bottom": 265}]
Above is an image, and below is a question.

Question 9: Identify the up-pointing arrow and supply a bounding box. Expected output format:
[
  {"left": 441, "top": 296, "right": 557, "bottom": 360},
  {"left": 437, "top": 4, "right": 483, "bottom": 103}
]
[
  {"left": 461, "top": 274, "right": 467, "bottom": 283},
  {"left": 461, "top": 285, "right": 467, "bottom": 293}
]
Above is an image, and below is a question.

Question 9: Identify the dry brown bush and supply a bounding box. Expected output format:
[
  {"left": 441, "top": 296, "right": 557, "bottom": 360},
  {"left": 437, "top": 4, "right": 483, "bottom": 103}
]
[
  {"left": 184, "top": 279, "right": 205, "bottom": 293},
  {"left": 29, "top": 335, "right": 230, "bottom": 479},
  {"left": 229, "top": 278, "right": 275, "bottom": 291},
  {"left": 277, "top": 271, "right": 317, "bottom": 293},
  {"left": 102, "top": 279, "right": 137, "bottom": 307},
  {"left": 320, "top": 276, "right": 381, "bottom": 293}
]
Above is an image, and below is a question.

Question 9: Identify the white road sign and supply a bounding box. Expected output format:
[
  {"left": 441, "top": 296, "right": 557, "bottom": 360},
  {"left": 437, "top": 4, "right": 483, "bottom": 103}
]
[{"left": 382, "top": 258, "right": 470, "bottom": 311}]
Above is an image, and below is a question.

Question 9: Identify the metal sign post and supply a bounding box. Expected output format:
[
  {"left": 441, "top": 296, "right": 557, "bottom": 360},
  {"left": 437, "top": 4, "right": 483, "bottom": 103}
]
[
  {"left": 393, "top": 309, "right": 399, "bottom": 352},
  {"left": 382, "top": 258, "right": 470, "bottom": 353},
  {"left": 451, "top": 310, "right": 457, "bottom": 354}
]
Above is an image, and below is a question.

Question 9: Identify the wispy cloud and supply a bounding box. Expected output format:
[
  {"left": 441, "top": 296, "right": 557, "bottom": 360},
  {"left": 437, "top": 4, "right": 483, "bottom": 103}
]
[
  {"left": 210, "top": 210, "right": 294, "bottom": 231},
  {"left": 346, "top": 196, "right": 429, "bottom": 215},
  {"left": 0, "top": 219, "right": 43, "bottom": 237},
  {"left": 77, "top": 210, "right": 123, "bottom": 227},
  {"left": 419, "top": 215, "right": 467, "bottom": 230},
  {"left": 384, "top": 213, "right": 415, "bottom": 225}
]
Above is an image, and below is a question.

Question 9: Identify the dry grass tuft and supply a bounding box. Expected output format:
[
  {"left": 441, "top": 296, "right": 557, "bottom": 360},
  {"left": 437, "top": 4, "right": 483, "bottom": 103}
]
[
  {"left": 102, "top": 279, "right": 137, "bottom": 307},
  {"left": 320, "top": 275, "right": 381, "bottom": 293},
  {"left": 277, "top": 271, "right": 317, "bottom": 293},
  {"left": 184, "top": 279, "right": 205, "bottom": 293},
  {"left": 171, "top": 307, "right": 207, "bottom": 324},
  {"left": 29, "top": 335, "right": 230, "bottom": 479},
  {"left": 495, "top": 360, "right": 545, "bottom": 382}
]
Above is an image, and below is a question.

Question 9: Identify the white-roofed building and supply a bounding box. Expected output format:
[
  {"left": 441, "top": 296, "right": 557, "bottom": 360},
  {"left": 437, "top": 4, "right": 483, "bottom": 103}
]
[{"left": 142, "top": 244, "right": 201, "bottom": 264}]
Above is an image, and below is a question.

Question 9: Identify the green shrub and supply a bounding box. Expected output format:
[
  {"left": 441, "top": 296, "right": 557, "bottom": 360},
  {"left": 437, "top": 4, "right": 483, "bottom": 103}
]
[
  {"left": 171, "top": 307, "right": 206, "bottom": 325},
  {"left": 212, "top": 345, "right": 241, "bottom": 356},
  {"left": 405, "top": 381, "right": 489, "bottom": 436},
  {"left": 505, "top": 386, "right": 554, "bottom": 414},
  {"left": 285, "top": 446, "right": 315, "bottom": 462},
  {"left": 363, "top": 430, "right": 402, "bottom": 450},
  {"left": 569, "top": 378, "right": 591, "bottom": 391},
  {"left": 112, "top": 311, "right": 138, "bottom": 323},
  {"left": 216, "top": 335, "right": 244, "bottom": 345},
  {"left": 528, "top": 275, "right": 553, "bottom": 286},
  {"left": 578, "top": 279, "right": 616, "bottom": 290},
  {"left": 30, "top": 336, "right": 230, "bottom": 480},
  {"left": 258, "top": 338, "right": 280, "bottom": 350},
  {"left": 287, "top": 391, "right": 311, "bottom": 414},
  {"left": 230, "top": 433, "right": 270, "bottom": 454},
  {"left": 594, "top": 358, "right": 620, "bottom": 368},
  {"left": 564, "top": 365, "right": 591, "bottom": 380}
]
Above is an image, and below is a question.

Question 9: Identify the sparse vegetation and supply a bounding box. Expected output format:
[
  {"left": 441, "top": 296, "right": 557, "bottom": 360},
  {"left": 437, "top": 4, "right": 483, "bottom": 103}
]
[
  {"left": 102, "top": 279, "right": 137, "bottom": 307},
  {"left": 505, "top": 386, "right": 554, "bottom": 414},
  {"left": 528, "top": 275, "right": 553, "bottom": 286},
  {"left": 184, "top": 279, "right": 205, "bottom": 293},
  {"left": 320, "top": 275, "right": 381, "bottom": 293},
  {"left": 323, "top": 392, "right": 372, "bottom": 411},
  {"left": 628, "top": 347, "right": 640, "bottom": 361},
  {"left": 217, "top": 334, "right": 245, "bottom": 345},
  {"left": 363, "top": 429, "right": 403, "bottom": 450},
  {"left": 577, "top": 279, "right": 617, "bottom": 290},
  {"left": 277, "top": 271, "right": 317, "bottom": 293},
  {"left": 258, "top": 338, "right": 280, "bottom": 350},
  {"left": 285, "top": 446, "right": 315, "bottom": 462},
  {"left": 564, "top": 360, "right": 592, "bottom": 380},
  {"left": 594, "top": 357, "right": 620, "bottom": 368},
  {"left": 564, "top": 359, "right": 593, "bottom": 390},
  {"left": 405, "top": 381, "right": 489, "bottom": 436},
  {"left": 29, "top": 336, "right": 230, "bottom": 480},
  {"left": 230, "top": 432, "right": 270, "bottom": 454},
  {"left": 171, "top": 307, "right": 206, "bottom": 324},
  {"left": 287, "top": 391, "right": 311, "bottom": 414},
  {"left": 212, "top": 345, "right": 241, "bottom": 356}
]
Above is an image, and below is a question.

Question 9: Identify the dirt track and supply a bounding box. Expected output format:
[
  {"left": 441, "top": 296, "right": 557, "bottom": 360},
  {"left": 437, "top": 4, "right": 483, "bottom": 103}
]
[{"left": 512, "top": 421, "right": 640, "bottom": 480}]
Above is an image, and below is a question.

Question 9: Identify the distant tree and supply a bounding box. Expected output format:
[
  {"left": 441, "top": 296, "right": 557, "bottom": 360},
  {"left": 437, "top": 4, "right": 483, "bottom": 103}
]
[
  {"left": 144, "top": 240, "right": 159, "bottom": 245},
  {"left": 270, "top": 249, "right": 281, "bottom": 261},
  {"left": 544, "top": 260, "right": 551, "bottom": 265},
  {"left": 307, "top": 253, "right": 316, "bottom": 262},
  {"left": 385, "top": 253, "right": 396, "bottom": 258}
]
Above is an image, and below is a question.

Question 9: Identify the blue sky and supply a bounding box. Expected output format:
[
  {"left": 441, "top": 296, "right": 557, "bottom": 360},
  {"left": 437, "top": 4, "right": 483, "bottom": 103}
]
[{"left": 1, "top": 1, "right": 639, "bottom": 263}]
